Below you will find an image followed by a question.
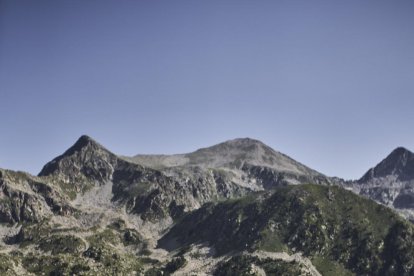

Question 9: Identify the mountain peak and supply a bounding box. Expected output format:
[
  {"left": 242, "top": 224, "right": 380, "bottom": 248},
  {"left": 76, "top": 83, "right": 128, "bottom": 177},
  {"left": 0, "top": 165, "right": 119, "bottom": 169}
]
[
  {"left": 381, "top": 147, "right": 413, "bottom": 168},
  {"left": 360, "top": 146, "right": 414, "bottom": 182},
  {"left": 226, "top": 137, "right": 264, "bottom": 144},
  {"left": 188, "top": 138, "right": 270, "bottom": 161},
  {"left": 196, "top": 137, "right": 269, "bottom": 153},
  {"left": 217, "top": 137, "right": 269, "bottom": 149},
  {"left": 77, "top": 134, "right": 95, "bottom": 143},
  {"left": 56, "top": 135, "right": 112, "bottom": 158},
  {"left": 38, "top": 135, "right": 114, "bottom": 177},
  {"left": 389, "top": 146, "right": 412, "bottom": 158},
  {"left": 66, "top": 135, "right": 99, "bottom": 154}
]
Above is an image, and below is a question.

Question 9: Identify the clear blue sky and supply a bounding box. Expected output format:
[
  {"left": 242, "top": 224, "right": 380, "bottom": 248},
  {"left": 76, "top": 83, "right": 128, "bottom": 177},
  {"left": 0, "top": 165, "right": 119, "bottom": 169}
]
[{"left": 1, "top": 0, "right": 414, "bottom": 180}]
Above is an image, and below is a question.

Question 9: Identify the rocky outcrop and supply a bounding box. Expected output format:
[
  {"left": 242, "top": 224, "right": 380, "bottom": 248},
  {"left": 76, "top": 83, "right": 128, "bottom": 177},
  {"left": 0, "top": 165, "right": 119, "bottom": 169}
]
[
  {"left": 112, "top": 162, "right": 251, "bottom": 221},
  {"left": 0, "top": 170, "right": 72, "bottom": 224},
  {"left": 0, "top": 182, "right": 43, "bottom": 224}
]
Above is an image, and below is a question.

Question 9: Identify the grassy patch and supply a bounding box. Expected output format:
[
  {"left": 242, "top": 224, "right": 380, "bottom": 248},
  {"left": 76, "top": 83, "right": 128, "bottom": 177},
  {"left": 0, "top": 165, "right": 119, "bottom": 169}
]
[
  {"left": 312, "top": 256, "right": 354, "bottom": 276},
  {"left": 0, "top": 254, "right": 17, "bottom": 276},
  {"left": 214, "top": 255, "right": 303, "bottom": 276},
  {"left": 22, "top": 253, "right": 91, "bottom": 275},
  {"left": 38, "top": 234, "right": 85, "bottom": 254}
]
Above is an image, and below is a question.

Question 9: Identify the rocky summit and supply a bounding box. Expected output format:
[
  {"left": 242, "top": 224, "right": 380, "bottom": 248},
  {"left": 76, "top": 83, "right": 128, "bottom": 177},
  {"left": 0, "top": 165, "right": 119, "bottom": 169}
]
[
  {"left": 345, "top": 147, "right": 414, "bottom": 222},
  {"left": 0, "top": 135, "right": 413, "bottom": 275}
]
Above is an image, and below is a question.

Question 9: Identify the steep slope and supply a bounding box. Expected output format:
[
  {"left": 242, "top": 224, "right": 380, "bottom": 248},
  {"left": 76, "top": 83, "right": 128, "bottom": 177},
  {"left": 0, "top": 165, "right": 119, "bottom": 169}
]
[
  {"left": 38, "top": 135, "right": 118, "bottom": 199},
  {"left": 38, "top": 135, "right": 251, "bottom": 222},
  {"left": 129, "top": 138, "right": 334, "bottom": 190},
  {"left": 0, "top": 170, "right": 148, "bottom": 274},
  {"left": 355, "top": 147, "right": 414, "bottom": 221},
  {"left": 0, "top": 169, "right": 72, "bottom": 224},
  {"left": 360, "top": 147, "right": 414, "bottom": 182},
  {"left": 159, "top": 184, "right": 414, "bottom": 275}
]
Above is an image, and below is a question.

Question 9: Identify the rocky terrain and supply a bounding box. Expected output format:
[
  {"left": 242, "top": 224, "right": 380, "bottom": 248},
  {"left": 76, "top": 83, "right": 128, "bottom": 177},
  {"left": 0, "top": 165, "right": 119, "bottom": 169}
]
[
  {"left": 344, "top": 147, "right": 414, "bottom": 222},
  {"left": 128, "top": 137, "right": 335, "bottom": 188},
  {"left": 160, "top": 184, "right": 414, "bottom": 275},
  {"left": 0, "top": 135, "right": 413, "bottom": 275}
]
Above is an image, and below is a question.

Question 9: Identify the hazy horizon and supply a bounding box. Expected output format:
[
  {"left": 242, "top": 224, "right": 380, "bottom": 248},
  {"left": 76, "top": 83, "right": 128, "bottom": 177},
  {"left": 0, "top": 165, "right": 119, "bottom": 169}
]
[{"left": 1, "top": 0, "right": 414, "bottom": 179}]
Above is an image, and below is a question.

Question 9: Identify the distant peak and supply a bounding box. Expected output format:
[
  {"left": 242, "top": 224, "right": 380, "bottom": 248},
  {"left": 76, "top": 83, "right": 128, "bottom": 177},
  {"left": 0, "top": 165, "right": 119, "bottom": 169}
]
[
  {"left": 78, "top": 134, "right": 94, "bottom": 142},
  {"left": 230, "top": 137, "right": 261, "bottom": 143},
  {"left": 381, "top": 147, "right": 414, "bottom": 166},
  {"left": 389, "top": 147, "right": 412, "bottom": 157},
  {"left": 38, "top": 135, "right": 113, "bottom": 177},
  {"left": 359, "top": 146, "right": 414, "bottom": 182},
  {"left": 54, "top": 135, "right": 109, "bottom": 160},
  {"left": 194, "top": 138, "right": 269, "bottom": 154},
  {"left": 68, "top": 135, "right": 99, "bottom": 152},
  {"left": 221, "top": 137, "right": 266, "bottom": 147},
  {"left": 74, "top": 134, "right": 96, "bottom": 145}
]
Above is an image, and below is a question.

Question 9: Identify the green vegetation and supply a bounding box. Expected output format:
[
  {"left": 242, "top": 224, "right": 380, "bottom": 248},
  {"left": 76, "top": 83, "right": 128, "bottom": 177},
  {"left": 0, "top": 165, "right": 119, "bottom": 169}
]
[
  {"left": 165, "top": 256, "right": 187, "bottom": 273},
  {"left": 257, "top": 228, "right": 289, "bottom": 253},
  {"left": 38, "top": 234, "right": 85, "bottom": 254},
  {"left": 160, "top": 184, "right": 414, "bottom": 275},
  {"left": 214, "top": 255, "right": 304, "bottom": 276},
  {"left": 0, "top": 254, "right": 17, "bottom": 276},
  {"left": 107, "top": 219, "right": 144, "bottom": 247},
  {"left": 22, "top": 253, "right": 91, "bottom": 275},
  {"left": 83, "top": 228, "right": 143, "bottom": 274},
  {"left": 56, "top": 178, "right": 95, "bottom": 200},
  {"left": 144, "top": 256, "right": 187, "bottom": 276},
  {"left": 87, "top": 228, "right": 120, "bottom": 246},
  {"left": 20, "top": 249, "right": 143, "bottom": 275},
  {"left": 144, "top": 267, "right": 164, "bottom": 276},
  {"left": 11, "top": 219, "right": 51, "bottom": 247},
  {"left": 5, "top": 219, "right": 146, "bottom": 275},
  {"left": 311, "top": 256, "right": 353, "bottom": 276}
]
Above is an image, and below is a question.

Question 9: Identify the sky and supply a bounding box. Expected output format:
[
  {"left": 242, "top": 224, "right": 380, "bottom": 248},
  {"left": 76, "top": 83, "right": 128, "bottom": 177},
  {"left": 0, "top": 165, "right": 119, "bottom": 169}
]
[{"left": 1, "top": 0, "right": 414, "bottom": 180}]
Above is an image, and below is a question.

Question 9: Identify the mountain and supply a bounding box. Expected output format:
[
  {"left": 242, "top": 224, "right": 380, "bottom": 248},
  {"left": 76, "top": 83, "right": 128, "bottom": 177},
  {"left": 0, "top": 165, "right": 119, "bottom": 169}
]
[
  {"left": 129, "top": 138, "right": 335, "bottom": 189},
  {"left": 159, "top": 184, "right": 414, "bottom": 275},
  {"left": 360, "top": 147, "right": 414, "bottom": 182},
  {"left": 353, "top": 147, "right": 414, "bottom": 221},
  {"left": 35, "top": 136, "right": 336, "bottom": 224},
  {"left": 0, "top": 135, "right": 413, "bottom": 275},
  {"left": 38, "top": 135, "right": 255, "bottom": 222}
]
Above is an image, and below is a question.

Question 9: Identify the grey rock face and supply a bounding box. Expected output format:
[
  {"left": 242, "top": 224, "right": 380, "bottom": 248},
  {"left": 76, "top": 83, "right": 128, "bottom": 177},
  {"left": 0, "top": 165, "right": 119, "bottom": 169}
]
[
  {"left": 39, "top": 135, "right": 118, "bottom": 187},
  {"left": 360, "top": 147, "right": 414, "bottom": 182},
  {"left": 38, "top": 136, "right": 257, "bottom": 221},
  {"left": 0, "top": 169, "right": 72, "bottom": 224},
  {"left": 111, "top": 161, "right": 251, "bottom": 221},
  {"left": 354, "top": 147, "right": 414, "bottom": 220},
  {"left": 129, "top": 138, "right": 335, "bottom": 189}
]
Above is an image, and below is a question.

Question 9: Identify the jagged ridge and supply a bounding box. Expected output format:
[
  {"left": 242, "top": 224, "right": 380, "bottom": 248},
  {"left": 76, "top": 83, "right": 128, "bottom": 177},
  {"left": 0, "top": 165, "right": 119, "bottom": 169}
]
[{"left": 1, "top": 135, "right": 414, "bottom": 274}]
